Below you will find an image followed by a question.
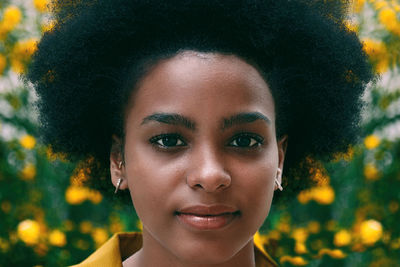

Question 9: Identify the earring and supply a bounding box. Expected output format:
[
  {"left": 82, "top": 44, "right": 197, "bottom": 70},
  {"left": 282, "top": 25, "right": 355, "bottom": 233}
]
[
  {"left": 118, "top": 161, "right": 123, "bottom": 169},
  {"left": 275, "top": 168, "right": 283, "bottom": 191},
  {"left": 114, "top": 178, "right": 122, "bottom": 194},
  {"left": 274, "top": 178, "right": 283, "bottom": 191}
]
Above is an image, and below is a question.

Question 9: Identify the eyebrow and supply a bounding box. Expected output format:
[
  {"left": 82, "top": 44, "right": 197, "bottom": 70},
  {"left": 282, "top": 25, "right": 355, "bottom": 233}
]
[
  {"left": 222, "top": 112, "right": 271, "bottom": 130},
  {"left": 141, "top": 113, "right": 196, "bottom": 130},
  {"left": 141, "top": 111, "right": 271, "bottom": 131}
]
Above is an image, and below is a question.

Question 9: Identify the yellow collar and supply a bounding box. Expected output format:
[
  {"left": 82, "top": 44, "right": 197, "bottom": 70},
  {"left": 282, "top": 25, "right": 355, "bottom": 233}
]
[{"left": 70, "top": 232, "right": 277, "bottom": 267}]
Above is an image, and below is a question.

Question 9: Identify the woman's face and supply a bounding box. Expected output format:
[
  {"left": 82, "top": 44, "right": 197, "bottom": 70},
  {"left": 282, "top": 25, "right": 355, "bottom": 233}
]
[{"left": 111, "top": 51, "right": 286, "bottom": 265}]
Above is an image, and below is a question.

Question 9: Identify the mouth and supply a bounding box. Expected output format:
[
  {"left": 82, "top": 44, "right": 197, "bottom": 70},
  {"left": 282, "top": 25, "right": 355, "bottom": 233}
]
[{"left": 175, "top": 204, "right": 241, "bottom": 231}]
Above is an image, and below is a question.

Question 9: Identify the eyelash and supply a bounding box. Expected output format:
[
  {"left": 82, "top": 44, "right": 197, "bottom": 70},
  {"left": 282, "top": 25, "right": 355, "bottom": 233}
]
[
  {"left": 229, "top": 133, "right": 264, "bottom": 148},
  {"left": 149, "top": 132, "right": 264, "bottom": 150},
  {"left": 149, "top": 133, "right": 186, "bottom": 149}
]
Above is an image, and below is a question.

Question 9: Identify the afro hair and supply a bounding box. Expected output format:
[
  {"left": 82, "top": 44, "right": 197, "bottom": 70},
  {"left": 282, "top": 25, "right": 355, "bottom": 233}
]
[{"left": 26, "top": 0, "right": 375, "bottom": 201}]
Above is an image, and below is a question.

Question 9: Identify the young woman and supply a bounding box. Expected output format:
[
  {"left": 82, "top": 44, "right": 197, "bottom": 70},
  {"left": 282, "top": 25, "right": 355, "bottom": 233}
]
[{"left": 26, "top": 0, "right": 374, "bottom": 266}]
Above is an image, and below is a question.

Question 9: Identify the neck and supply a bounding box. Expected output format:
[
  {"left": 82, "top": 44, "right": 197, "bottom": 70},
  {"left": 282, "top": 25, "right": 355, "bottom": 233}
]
[{"left": 123, "top": 229, "right": 256, "bottom": 267}]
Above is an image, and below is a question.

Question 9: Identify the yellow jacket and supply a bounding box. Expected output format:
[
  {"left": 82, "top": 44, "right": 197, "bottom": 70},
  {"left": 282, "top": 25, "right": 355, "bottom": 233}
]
[{"left": 70, "top": 232, "right": 278, "bottom": 267}]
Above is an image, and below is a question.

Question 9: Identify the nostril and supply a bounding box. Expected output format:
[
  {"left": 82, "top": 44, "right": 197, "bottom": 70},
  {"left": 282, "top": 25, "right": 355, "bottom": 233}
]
[{"left": 186, "top": 170, "right": 231, "bottom": 192}]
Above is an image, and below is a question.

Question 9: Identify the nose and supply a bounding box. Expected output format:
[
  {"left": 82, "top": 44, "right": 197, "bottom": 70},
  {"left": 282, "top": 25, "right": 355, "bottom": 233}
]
[{"left": 186, "top": 145, "right": 231, "bottom": 192}]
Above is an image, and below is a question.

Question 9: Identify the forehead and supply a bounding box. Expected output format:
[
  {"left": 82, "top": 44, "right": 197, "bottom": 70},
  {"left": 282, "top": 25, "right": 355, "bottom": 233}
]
[{"left": 127, "top": 51, "right": 275, "bottom": 125}]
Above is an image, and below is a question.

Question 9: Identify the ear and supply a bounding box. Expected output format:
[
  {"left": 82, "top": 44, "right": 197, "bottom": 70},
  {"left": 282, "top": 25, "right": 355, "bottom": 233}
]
[
  {"left": 110, "top": 135, "right": 128, "bottom": 191},
  {"left": 275, "top": 135, "right": 288, "bottom": 190}
]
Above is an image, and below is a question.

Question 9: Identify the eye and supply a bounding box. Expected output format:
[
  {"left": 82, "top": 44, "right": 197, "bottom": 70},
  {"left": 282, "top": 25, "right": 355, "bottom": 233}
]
[
  {"left": 149, "top": 133, "right": 186, "bottom": 148},
  {"left": 229, "top": 133, "right": 264, "bottom": 148}
]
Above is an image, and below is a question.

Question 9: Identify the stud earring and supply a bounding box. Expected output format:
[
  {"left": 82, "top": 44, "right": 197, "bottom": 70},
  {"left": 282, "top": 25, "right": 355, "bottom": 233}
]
[
  {"left": 114, "top": 178, "right": 122, "bottom": 194},
  {"left": 275, "top": 168, "right": 283, "bottom": 191}
]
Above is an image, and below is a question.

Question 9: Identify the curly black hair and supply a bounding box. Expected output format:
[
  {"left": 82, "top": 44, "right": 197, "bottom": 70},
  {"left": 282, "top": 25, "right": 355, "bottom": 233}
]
[{"left": 25, "top": 0, "right": 374, "bottom": 201}]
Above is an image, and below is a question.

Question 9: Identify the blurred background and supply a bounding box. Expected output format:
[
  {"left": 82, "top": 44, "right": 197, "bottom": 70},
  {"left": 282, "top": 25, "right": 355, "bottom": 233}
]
[{"left": 0, "top": 0, "right": 399, "bottom": 266}]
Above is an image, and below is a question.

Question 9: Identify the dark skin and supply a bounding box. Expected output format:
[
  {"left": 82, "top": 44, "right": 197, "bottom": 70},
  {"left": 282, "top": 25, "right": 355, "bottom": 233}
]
[{"left": 110, "top": 51, "right": 287, "bottom": 267}]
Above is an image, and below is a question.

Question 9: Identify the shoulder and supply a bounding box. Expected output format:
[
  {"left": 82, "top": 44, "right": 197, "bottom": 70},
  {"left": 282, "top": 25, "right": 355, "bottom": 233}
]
[
  {"left": 69, "top": 232, "right": 142, "bottom": 267},
  {"left": 254, "top": 240, "right": 278, "bottom": 267}
]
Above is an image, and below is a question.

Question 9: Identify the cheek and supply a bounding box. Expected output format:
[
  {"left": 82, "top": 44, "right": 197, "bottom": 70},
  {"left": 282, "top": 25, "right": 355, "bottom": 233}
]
[
  {"left": 232, "top": 153, "right": 277, "bottom": 215},
  {"left": 124, "top": 145, "right": 184, "bottom": 215},
  {"left": 240, "top": 164, "right": 275, "bottom": 203}
]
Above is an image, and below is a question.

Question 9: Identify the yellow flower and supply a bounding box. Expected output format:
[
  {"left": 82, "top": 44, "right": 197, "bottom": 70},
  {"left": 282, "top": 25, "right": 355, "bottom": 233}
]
[
  {"left": 48, "top": 230, "right": 66, "bottom": 247},
  {"left": 33, "top": 0, "right": 50, "bottom": 13},
  {"left": 70, "top": 168, "right": 89, "bottom": 186},
  {"left": 333, "top": 146, "right": 354, "bottom": 162},
  {"left": 393, "top": 0, "right": 400, "bottom": 12},
  {"left": 254, "top": 231, "right": 268, "bottom": 254},
  {"left": 46, "top": 146, "right": 67, "bottom": 162},
  {"left": 311, "top": 185, "right": 335, "bottom": 205},
  {"left": 17, "top": 219, "right": 41, "bottom": 245},
  {"left": 20, "top": 134, "right": 36, "bottom": 149},
  {"left": 352, "top": 0, "right": 366, "bottom": 13},
  {"left": 364, "top": 135, "right": 380, "bottom": 149},
  {"left": 280, "top": 255, "right": 308, "bottom": 266},
  {"left": 334, "top": 230, "right": 352, "bottom": 246},
  {"left": 344, "top": 21, "right": 358, "bottom": 33},
  {"left": 379, "top": 7, "right": 400, "bottom": 35},
  {"left": 318, "top": 248, "right": 347, "bottom": 259},
  {"left": 88, "top": 190, "right": 103, "bottom": 204},
  {"left": 0, "top": 54, "right": 6, "bottom": 75},
  {"left": 292, "top": 228, "right": 308, "bottom": 243},
  {"left": 295, "top": 242, "right": 308, "bottom": 254},
  {"left": 79, "top": 221, "right": 93, "bottom": 234},
  {"left": 307, "top": 221, "right": 321, "bottom": 234},
  {"left": 110, "top": 221, "right": 124, "bottom": 233},
  {"left": 267, "top": 230, "right": 281, "bottom": 240},
  {"left": 11, "top": 38, "right": 38, "bottom": 73},
  {"left": 362, "top": 38, "right": 389, "bottom": 73},
  {"left": 297, "top": 189, "right": 312, "bottom": 204},
  {"left": 277, "top": 221, "right": 291, "bottom": 233},
  {"left": 0, "top": 6, "right": 22, "bottom": 33},
  {"left": 374, "top": 0, "right": 389, "bottom": 10},
  {"left": 310, "top": 167, "right": 330, "bottom": 186},
  {"left": 41, "top": 20, "right": 55, "bottom": 33},
  {"left": 20, "top": 163, "right": 36, "bottom": 180},
  {"left": 364, "top": 163, "right": 381, "bottom": 180},
  {"left": 360, "top": 219, "right": 383, "bottom": 245},
  {"left": 65, "top": 186, "right": 89, "bottom": 205},
  {"left": 91, "top": 228, "right": 108, "bottom": 247}
]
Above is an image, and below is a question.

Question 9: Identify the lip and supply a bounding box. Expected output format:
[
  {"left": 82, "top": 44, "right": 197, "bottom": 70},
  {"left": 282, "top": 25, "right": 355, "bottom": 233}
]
[{"left": 175, "top": 204, "right": 240, "bottom": 231}]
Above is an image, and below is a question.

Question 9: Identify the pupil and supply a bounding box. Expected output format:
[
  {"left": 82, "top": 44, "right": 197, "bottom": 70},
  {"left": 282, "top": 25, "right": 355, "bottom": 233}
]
[
  {"left": 163, "top": 136, "right": 177, "bottom": 146},
  {"left": 237, "top": 137, "right": 251, "bottom": 147}
]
